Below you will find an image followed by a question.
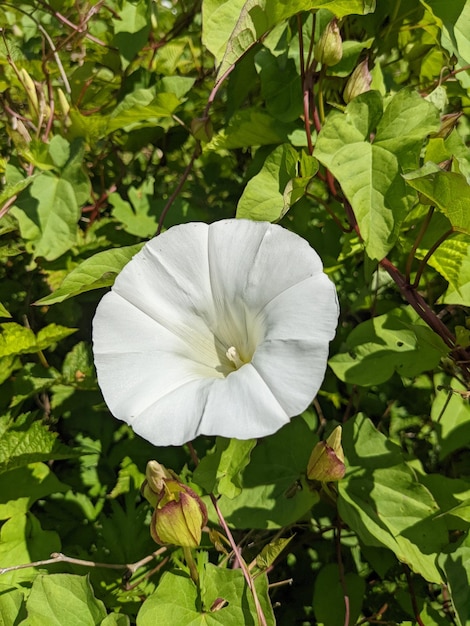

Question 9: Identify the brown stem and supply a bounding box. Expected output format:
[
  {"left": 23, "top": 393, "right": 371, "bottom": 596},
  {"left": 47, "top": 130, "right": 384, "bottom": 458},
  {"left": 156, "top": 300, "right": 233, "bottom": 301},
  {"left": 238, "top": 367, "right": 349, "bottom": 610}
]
[
  {"left": 412, "top": 228, "right": 453, "bottom": 289},
  {"left": 403, "top": 565, "right": 425, "bottom": 626},
  {"left": 405, "top": 206, "right": 435, "bottom": 284}
]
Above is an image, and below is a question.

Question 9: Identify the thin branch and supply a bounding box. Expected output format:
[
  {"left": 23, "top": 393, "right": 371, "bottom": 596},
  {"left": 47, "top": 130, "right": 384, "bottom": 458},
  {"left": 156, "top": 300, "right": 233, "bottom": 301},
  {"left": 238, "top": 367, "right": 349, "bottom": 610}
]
[
  {"left": 405, "top": 206, "right": 435, "bottom": 283},
  {"left": 156, "top": 145, "right": 201, "bottom": 235},
  {"left": 411, "top": 227, "right": 453, "bottom": 288},
  {"left": 0, "top": 548, "right": 166, "bottom": 577}
]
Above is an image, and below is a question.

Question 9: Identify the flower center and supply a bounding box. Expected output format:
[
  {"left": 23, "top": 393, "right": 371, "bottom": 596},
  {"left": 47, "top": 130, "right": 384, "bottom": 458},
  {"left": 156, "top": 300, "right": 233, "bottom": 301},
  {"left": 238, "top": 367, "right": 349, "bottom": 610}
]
[{"left": 225, "top": 346, "right": 245, "bottom": 370}]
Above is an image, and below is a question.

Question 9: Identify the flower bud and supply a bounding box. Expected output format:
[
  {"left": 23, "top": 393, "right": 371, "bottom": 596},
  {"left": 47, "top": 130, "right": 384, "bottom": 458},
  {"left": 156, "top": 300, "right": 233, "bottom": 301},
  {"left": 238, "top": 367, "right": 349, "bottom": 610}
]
[
  {"left": 314, "top": 19, "right": 343, "bottom": 67},
  {"left": 141, "top": 460, "right": 175, "bottom": 507},
  {"left": 343, "top": 59, "right": 372, "bottom": 103},
  {"left": 307, "top": 425, "right": 345, "bottom": 482},
  {"left": 151, "top": 479, "right": 208, "bottom": 548},
  {"left": 191, "top": 116, "right": 213, "bottom": 142}
]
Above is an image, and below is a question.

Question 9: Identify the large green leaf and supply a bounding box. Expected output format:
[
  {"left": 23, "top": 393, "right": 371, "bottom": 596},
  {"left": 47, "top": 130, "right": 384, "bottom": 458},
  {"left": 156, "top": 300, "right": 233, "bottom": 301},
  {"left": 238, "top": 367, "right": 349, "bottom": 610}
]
[
  {"left": 35, "top": 244, "right": 143, "bottom": 305},
  {"left": 0, "top": 462, "right": 68, "bottom": 519},
  {"left": 137, "top": 565, "right": 274, "bottom": 626},
  {"left": 0, "top": 513, "right": 61, "bottom": 585},
  {"left": 339, "top": 415, "right": 448, "bottom": 584},
  {"left": 329, "top": 309, "right": 449, "bottom": 386},
  {"left": 315, "top": 90, "right": 439, "bottom": 259},
  {"left": 25, "top": 574, "right": 107, "bottom": 626},
  {"left": 210, "top": 0, "right": 375, "bottom": 79},
  {"left": 11, "top": 174, "right": 80, "bottom": 261},
  {"left": 201, "top": 417, "right": 319, "bottom": 529}
]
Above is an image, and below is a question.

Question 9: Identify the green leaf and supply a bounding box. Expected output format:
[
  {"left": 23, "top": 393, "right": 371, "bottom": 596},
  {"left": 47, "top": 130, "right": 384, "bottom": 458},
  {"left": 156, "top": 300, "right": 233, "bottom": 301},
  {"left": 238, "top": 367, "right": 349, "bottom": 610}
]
[
  {"left": 213, "top": 0, "right": 375, "bottom": 79},
  {"left": 338, "top": 415, "right": 448, "bottom": 584},
  {"left": 315, "top": 90, "right": 439, "bottom": 259},
  {"left": 0, "top": 302, "right": 11, "bottom": 318},
  {"left": 48, "top": 135, "right": 70, "bottom": 168},
  {"left": 313, "top": 564, "right": 365, "bottom": 626},
  {"left": 109, "top": 179, "right": 160, "bottom": 238},
  {"left": 203, "top": 417, "right": 319, "bottom": 529},
  {"left": 423, "top": 0, "right": 470, "bottom": 88},
  {"left": 404, "top": 167, "right": 470, "bottom": 235},
  {"left": 208, "top": 109, "right": 295, "bottom": 150},
  {"left": 35, "top": 244, "right": 144, "bottom": 305},
  {"left": 25, "top": 574, "right": 107, "bottom": 626},
  {"left": 236, "top": 144, "right": 298, "bottom": 221},
  {"left": 0, "top": 323, "right": 75, "bottom": 358},
  {"left": 438, "top": 545, "right": 470, "bottom": 626},
  {"left": 0, "top": 174, "right": 38, "bottom": 206},
  {"left": 431, "top": 378, "right": 470, "bottom": 459},
  {"left": 329, "top": 309, "right": 449, "bottom": 386},
  {"left": 0, "top": 586, "right": 26, "bottom": 625},
  {"left": 0, "top": 462, "right": 68, "bottom": 519},
  {"left": 138, "top": 565, "right": 274, "bottom": 626},
  {"left": 11, "top": 174, "right": 80, "bottom": 261},
  {"left": 107, "top": 90, "right": 181, "bottom": 133},
  {"left": 194, "top": 438, "right": 256, "bottom": 498},
  {"left": 0, "top": 412, "right": 78, "bottom": 473},
  {"left": 0, "top": 513, "right": 61, "bottom": 585}
]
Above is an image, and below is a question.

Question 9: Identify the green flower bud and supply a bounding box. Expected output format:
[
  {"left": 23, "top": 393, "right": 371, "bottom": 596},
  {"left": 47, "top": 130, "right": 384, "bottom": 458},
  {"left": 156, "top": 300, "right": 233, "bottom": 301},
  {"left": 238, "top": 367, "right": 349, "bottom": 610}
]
[
  {"left": 343, "top": 59, "right": 372, "bottom": 103},
  {"left": 150, "top": 479, "right": 208, "bottom": 548},
  {"left": 191, "top": 116, "right": 213, "bottom": 142},
  {"left": 307, "top": 425, "right": 345, "bottom": 482},
  {"left": 314, "top": 19, "right": 343, "bottom": 67}
]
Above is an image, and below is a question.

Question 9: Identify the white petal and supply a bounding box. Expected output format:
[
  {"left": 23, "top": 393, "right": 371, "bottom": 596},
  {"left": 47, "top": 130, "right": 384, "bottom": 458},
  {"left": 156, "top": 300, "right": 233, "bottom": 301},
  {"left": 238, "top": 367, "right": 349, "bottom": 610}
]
[
  {"left": 207, "top": 220, "right": 325, "bottom": 312},
  {"left": 260, "top": 274, "right": 339, "bottom": 342},
  {"left": 110, "top": 222, "right": 226, "bottom": 357},
  {"left": 93, "top": 290, "right": 222, "bottom": 371},
  {"left": 250, "top": 274, "right": 339, "bottom": 415},
  {"left": 132, "top": 378, "right": 214, "bottom": 446},
  {"left": 199, "top": 364, "right": 289, "bottom": 439}
]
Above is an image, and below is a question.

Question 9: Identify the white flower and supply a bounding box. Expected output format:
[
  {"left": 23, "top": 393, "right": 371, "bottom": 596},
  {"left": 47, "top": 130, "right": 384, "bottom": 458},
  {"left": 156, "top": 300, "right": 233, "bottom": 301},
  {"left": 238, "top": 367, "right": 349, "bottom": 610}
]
[{"left": 92, "top": 219, "right": 339, "bottom": 446}]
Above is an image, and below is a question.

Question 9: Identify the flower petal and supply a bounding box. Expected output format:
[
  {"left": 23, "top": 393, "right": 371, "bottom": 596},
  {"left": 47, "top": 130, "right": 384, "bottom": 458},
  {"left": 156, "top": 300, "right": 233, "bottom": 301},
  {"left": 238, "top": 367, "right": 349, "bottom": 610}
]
[
  {"left": 200, "top": 364, "right": 289, "bottom": 439},
  {"left": 207, "top": 220, "right": 325, "bottom": 312},
  {"left": 110, "top": 222, "right": 226, "bottom": 358}
]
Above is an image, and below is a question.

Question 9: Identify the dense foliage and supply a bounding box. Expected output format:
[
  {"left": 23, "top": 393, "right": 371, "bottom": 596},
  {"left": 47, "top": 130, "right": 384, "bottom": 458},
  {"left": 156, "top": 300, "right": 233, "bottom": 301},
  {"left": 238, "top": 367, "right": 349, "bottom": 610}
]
[{"left": 1, "top": 1, "right": 470, "bottom": 624}]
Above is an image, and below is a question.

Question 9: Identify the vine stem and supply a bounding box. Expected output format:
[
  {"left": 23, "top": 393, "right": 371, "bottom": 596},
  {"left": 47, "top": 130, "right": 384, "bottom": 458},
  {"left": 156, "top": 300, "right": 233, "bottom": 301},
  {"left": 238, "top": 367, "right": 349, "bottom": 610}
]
[
  {"left": 209, "top": 493, "right": 268, "bottom": 626},
  {"left": 187, "top": 443, "right": 268, "bottom": 626}
]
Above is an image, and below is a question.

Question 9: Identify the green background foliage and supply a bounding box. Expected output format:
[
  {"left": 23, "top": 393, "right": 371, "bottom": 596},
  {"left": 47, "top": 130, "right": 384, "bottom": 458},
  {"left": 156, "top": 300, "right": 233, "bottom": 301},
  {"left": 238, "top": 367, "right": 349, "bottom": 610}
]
[{"left": 0, "top": 0, "right": 470, "bottom": 624}]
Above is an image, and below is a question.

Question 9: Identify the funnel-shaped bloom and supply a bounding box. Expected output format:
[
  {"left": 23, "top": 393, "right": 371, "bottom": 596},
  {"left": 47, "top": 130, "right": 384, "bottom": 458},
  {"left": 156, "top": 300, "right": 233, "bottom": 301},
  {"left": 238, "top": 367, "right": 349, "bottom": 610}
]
[{"left": 92, "top": 219, "right": 338, "bottom": 446}]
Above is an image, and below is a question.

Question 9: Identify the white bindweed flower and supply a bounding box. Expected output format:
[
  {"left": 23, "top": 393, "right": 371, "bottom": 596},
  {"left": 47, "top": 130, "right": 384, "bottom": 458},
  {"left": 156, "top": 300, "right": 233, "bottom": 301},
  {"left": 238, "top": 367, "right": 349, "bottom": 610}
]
[{"left": 92, "top": 219, "right": 339, "bottom": 446}]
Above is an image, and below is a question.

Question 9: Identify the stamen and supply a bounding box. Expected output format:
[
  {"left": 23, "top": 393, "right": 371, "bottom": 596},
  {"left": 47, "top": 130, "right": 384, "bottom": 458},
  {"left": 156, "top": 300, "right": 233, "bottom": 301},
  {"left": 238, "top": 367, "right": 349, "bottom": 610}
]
[{"left": 226, "top": 346, "right": 244, "bottom": 369}]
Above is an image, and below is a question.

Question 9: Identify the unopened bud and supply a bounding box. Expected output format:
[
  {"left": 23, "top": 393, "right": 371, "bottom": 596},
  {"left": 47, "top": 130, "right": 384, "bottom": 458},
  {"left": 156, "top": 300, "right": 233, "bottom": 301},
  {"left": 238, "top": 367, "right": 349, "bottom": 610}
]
[
  {"left": 141, "top": 460, "right": 175, "bottom": 507},
  {"left": 343, "top": 59, "right": 372, "bottom": 103},
  {"left": 307, "top": 425, "right": 345, "bottom": 482},
  {"left": 314, "top": 19, "right": 343, "bottom": 67},
  {"left": 191, "top": 116, "right": 213, "bottom": 142},
  {"left": 151, "top": 479, "right": 208, "bottom": 548}
]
